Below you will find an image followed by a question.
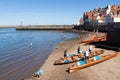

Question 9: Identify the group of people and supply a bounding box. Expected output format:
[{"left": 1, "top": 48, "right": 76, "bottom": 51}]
[
  {"left": 77, "top": 45, "right": 92, "bottom": 62},
  {"left": 64, "top": 45, "right": 92, "bottom": 62}
]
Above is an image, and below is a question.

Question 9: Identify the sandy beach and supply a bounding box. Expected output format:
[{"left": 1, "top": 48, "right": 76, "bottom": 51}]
[{"left": 26, "top": 32, "right": 120, "bottom": 80}]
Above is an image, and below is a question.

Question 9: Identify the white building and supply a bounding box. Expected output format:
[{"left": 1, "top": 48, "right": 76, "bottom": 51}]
[
  {"left": 106, "top": 4, "right": 111, "bottom": 15},
  {"left": 113, "top": 17, "right": 120, "bottom": 22},
  {"left": 105, "top": 12, "right": 120, "bottom": 24},
  {"left": 105, "top": 4, "right": 120, "bottom": 24},
  {"left": 96, "top": 16, "right": 105, "bottom": 24}
]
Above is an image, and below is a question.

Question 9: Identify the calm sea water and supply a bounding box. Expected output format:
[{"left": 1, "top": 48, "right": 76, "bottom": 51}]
[{"left": 0, "top": 28, "right": 78, "bottom": 80}]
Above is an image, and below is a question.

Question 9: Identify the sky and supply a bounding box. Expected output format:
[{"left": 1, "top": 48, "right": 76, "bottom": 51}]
[{"left": 0, "top": 0, "right": 119, "bottom": 25}]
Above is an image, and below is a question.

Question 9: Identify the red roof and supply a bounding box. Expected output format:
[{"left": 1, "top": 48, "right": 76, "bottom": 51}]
[
  {"left": 81, "top": 4, "right": 120, "bottom": 22},
  {"left": 112, "top": 5, "right": 120, "bottom": 11}
]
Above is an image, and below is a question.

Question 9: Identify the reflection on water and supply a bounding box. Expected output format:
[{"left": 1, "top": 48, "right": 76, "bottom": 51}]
[{"left": 0, "top": 28, "right": 78, "bottom": 80}]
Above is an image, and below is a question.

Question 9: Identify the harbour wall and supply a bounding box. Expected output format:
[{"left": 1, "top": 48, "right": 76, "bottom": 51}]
[
  {"left": 16, "top": 25, "right": 74, "bottom": 30},
  {"left": 73, "top": 25, "right": 108, "bottom": 32}
]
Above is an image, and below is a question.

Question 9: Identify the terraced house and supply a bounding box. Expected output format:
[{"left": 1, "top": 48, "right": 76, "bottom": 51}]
[{"left": 79, "top": 4, "right": 120, "bottom": 26}]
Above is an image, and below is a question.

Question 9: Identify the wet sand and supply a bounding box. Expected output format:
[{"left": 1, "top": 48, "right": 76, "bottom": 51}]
[{"left": 27, "top": 32, "right": 120, "bottom": 80}]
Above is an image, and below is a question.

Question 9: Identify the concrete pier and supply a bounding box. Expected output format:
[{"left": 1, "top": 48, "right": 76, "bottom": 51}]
[{"left": 16, "top": 25, "right": 74, "bottom": 30}]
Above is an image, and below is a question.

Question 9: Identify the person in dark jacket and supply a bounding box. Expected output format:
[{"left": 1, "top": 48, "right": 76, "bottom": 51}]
[
  {"left": 64, "top": 49, "right": 67, "bottom": 57},
  {"left": 77, "top": 46, "right": 80, "bottom": 53}
]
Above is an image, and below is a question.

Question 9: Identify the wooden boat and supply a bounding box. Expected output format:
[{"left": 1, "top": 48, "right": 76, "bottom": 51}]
[
  {"left": 54, "top": 50, "right": 104, "bottom": 65},
  {"left": 68, "top": 53, "right": 118, "bottom": 73},
  {"left": 85, "top": 37, "right": 106, "bottom": 44},
  {"left": 77, "top": 35, "right": 106, "bottom": 44}
]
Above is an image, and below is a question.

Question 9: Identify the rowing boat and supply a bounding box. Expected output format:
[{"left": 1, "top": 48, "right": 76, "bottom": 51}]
[
  {"left": 77, "top": 35, "right": 106, "bottom": 44},
  {"left": 68, "top": 53, "right": 118, "bottom": 73},
  {"left": 54, "top": 50, "right": 104, "bottom": 65}
]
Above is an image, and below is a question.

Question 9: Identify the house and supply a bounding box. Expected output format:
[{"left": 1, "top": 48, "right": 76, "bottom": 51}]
[
  {"left": 105, "top": 4, "right": 120, "bottom": 24},
  {"left": 82, "top": 4, "right": 120, "bottom": 25},
  {"left": 96, "top": 15, "right": 105, "bottom": 25},
  {"left": 105, "top": 12, "right": 120, "bottom": 24},
  {"left": 78, "top": 17, "right": 84, "bottom": 25},
  {"left": 83, "top": 11, "right": 94, "bottom": 25}
]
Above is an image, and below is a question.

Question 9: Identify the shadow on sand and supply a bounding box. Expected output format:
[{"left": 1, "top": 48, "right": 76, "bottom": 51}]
[{"left": 88, "top": 41, "right": 120, "bottom": 52}]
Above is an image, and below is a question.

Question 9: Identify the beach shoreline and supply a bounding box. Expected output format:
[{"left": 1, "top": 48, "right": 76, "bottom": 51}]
[{"left": 26, "top": 31, "right": 120, "bottom": 80}]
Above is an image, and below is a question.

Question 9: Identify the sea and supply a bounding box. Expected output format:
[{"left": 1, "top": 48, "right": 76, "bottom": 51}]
[{"left": 0, "top": 28, "right": 79, "bottom": 80}]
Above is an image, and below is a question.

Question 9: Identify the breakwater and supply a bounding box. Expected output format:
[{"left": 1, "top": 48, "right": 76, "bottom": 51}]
[{"left": 16, "top": 25, "right": 74, "bottom": 30}]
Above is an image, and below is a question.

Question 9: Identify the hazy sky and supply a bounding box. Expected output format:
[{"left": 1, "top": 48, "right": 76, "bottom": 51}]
[{"left": 0, "top": 0, "right": 119, "bottom": 25}]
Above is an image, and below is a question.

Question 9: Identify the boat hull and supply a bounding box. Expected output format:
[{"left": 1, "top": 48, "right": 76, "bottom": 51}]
[
  {"left": 68, "top": 53, "right": 118, "bottom": 73},
  {"left": 54, "top": 50, "right": 104, "bottom": 65}
]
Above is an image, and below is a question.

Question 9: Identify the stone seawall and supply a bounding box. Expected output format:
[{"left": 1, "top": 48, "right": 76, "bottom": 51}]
[
  {"left": 74, "top": 25, "right": 108, "bottom": 32},
  {"left": 16, "top": 25, "right": 74, "bottom": 30}
]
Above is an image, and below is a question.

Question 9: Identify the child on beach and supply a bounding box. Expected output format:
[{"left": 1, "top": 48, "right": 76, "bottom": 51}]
[{"left": 34, "top": 69, "right": 43, "bottom": 78}]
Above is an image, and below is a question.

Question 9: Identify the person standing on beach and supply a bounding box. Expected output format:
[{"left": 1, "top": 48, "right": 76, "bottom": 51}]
[
  {"left": 96, "top": 29, "right": 99, "bottom": 37},
  {"left": 85, "top": 50, "right": 89, "bottom": 63},
  {"left": 64, "top": 49, "right": 67, "bottom": 57},
  {"left": 88, "top": 45, "right": 92, "bottom": 52},
  {"left": 89, "top": 33, "right": 91, "bottom": 38},
  {"left": 77, "top": 46, "right": 80, "bottom": 53}
]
